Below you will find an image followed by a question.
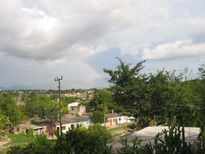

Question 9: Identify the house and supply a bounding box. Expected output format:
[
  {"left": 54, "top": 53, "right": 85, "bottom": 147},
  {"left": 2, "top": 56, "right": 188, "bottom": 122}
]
[
  {"left": 55, "top": 115, "right": 93, "bottom": 134},
  {"left": 14, "top": 120, "right": 46, "bottom": 135},
  {"left": 68, "top": 102, "right": 86, "bottom": 116},
  {"left": 104, "top": 113, "right": 135, "bottom": 128},
  {"left": 104, "top": 113, "right": 120, "bottom": 128},
  {"left": 116, "top": 116, "right": 128, "bottom": 124}
]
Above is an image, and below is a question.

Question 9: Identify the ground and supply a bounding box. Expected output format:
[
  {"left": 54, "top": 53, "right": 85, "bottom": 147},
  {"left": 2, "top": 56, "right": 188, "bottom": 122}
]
[
  {"left": 0, "top": 124, "right": 130, "bottom": 153},
  {"left": 108, "top": 124, "right": 130, "bottom": 137},
  {"left": 0, "top": 134, "right": 35, "bottom": 154},
  {"left": 2, "top": 125, "right": 198, "bottom": 154}
]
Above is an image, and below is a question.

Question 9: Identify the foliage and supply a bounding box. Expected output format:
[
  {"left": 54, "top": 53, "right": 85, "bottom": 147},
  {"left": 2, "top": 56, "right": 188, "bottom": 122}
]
[
  {"left": 108, "top": 125, "right": 129, "bottom": 137},
  {"left": 104, "top": 58, "right": 201, "bottom": 128},
  {"left": 25, "top": 93, "right": 59, "bottom": 123},
  {"left": 152, "top": 126, "right": 193, "bottom": 153},
  {"left": 7, "top": 125, "right": 112, "bottom": 154},
  {"left": 0, "top": 94, "right": 24, "bottom": 129},
  {"left": 127, "top": 122, "right": 141, "bottom": 131},
  {"left": 91, "top": 111, "right": 106, "bottom": 124},
  {"left": 31, "top": 120, "right": 40, "bottom": 125},
  {"left": 90, "top": 89, "right": 114, "bottom": 112},
  {"left": 104, "top": 58, "right": 148, "bottom": 117},
  {"left": 118, "top": 124, "right": 195, "bottom": 154},
  {"left": 0, "top": 113, "right": 10, "bottom": 130},
  {"left": 7, "top": 137, "right": 53, "bottom": 154},
  {"left": 196, "top": 64, "right": 205, "bottom": 134},
  {"left": 63, "top": 96, "right": 78, "bottom": 105},
  {"left": 118, "top": 138, "right": 153, "bottom": 154},
  {"left": 28, "top": 128, "right": 34, "bottom": 136},
  {"left": 89, "top": 124, "right": 112, "bottom": 141}
]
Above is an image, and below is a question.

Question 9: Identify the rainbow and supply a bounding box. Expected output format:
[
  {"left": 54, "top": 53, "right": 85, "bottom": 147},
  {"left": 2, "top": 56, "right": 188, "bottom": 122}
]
[{"left": 80, "top": 61, "right": 110, "bottom": 88}]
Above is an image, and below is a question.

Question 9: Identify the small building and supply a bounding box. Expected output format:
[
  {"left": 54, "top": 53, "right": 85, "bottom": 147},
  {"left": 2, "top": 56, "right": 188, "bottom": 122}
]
[
  {"left": 14, "top": 120, "right": 46, "bottom": 135},
  {"left": 116, "top": 116, "right": 128, "bottom": 124},
  {"left": 68, "top": 102, "right": 79, "bottom": 108},
  {"left": 104, "top": 113, "right": 120, "bottom": 128},
  {"left": 104, "top": 113, "right": 135, "bottom": 128},
  {"left": 55, "top": 115, "right": 93, "bottom": 134},
  {"left": 68, "top": 102, "right": 86, "bottom": 116}
]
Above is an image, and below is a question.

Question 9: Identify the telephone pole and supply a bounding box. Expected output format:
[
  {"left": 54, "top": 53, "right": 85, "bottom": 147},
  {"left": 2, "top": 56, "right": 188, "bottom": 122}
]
[{"left": 55, "top": 76, "right": 63, "bottom": 136}]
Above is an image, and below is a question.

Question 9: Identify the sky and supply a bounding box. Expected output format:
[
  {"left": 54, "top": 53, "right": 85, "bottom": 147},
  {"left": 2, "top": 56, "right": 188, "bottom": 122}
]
[{"left": 0, "top": 0, "right": 205, "bottom": 89}]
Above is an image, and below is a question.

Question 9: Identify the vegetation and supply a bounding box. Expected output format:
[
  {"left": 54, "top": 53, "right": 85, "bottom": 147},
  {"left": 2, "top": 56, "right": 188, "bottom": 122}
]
[
  {"left": 7, "top": 125, "right": 112, "bottom": 154},
  {"left": 90, "top": 89, "right": 114, "bottom": 112},
  {"left": 108, "top": 125, "right": 129, "bottom": 137},
  {"left": 104, "top": 58, "right": 205, "bottom": 131},
  {"left": 118, "top": 123, "right": 205, "bottom": 154},
  {"left": 0, "top": 93, "right": 25, "bottom": 132},
  {"left": 1, "top": 58, "right": 205, "bottom": 153},
  {"left": 91, "top": 111, "right": 106, "bottom": 124}
]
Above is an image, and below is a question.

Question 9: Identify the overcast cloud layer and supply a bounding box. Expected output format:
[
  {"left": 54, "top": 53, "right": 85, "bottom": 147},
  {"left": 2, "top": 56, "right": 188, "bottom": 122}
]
[
  {"left": 0, "top": 0, "right": 205, "bottom": 89},
  {"left": 0, "top": 0, "right": 204, "bottom": 61}
]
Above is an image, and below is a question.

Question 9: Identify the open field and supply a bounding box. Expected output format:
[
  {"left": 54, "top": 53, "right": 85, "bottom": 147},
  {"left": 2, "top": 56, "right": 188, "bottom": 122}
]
[
  {"left": 108, "top": 124, "right": 130, "bottom": 137},
  {"left": 0, "top": 134, "right": 35, "bottom": 154},
  {"left": 0, "top": 124, "right": 130, "bottom": 153}
]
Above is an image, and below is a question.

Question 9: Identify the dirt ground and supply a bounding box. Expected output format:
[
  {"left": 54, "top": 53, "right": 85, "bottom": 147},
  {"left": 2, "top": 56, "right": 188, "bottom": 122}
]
[{"left": 0, "top": 137, "right": 11, "bottom": 152}]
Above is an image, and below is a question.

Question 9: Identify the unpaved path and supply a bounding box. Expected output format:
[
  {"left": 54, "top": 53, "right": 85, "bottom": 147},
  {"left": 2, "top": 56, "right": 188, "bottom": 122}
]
[{"left": 0, "top": 137, "right": 11, "bottom": 150}]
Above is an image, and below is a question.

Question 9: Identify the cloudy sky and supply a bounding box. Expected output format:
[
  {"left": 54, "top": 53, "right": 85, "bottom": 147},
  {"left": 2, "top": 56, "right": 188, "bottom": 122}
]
[{"left": 0, "top": 0, "right": 205, "bottom": 89}]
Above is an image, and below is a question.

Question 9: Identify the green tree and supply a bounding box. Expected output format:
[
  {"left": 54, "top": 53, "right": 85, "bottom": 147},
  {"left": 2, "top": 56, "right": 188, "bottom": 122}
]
[
  {"left": 90, "top": 89, "right": 114, "bottom": 112},
  {"left": 196, "top": 64, "right": 205, "bottom": 135},
  {"left": 104, "top": 58, "right": 149, "bottom": 118},
  {"left": 0, "top": 94, "right": 23, "bottom": 129},
  {"left": 91, "top": 111, "right": 106, "bottom": 124},
  {"left": 25, "top": 93, "right": 59, "bottom": 123}
]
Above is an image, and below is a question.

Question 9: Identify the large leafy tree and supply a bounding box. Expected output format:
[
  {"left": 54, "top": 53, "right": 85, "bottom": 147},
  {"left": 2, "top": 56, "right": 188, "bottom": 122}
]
[
  {"left": 196, "top": 64, "right": 205, "bottom": 134},
  {"left": 90, "top": 89, "right": 114, "bottom": 112},
  {"left": 91, "top": 111, "right": 105, "bottom": 124},
  {"left": 0, "top": 94, "right": 24, "bottom": 129},
  {"left": 25, "top": 92, "right": 59, "bottom": 123},
  {"left": 104, "top": 58, "right": 199, "bottom": 128},
  {"left": 104, "top": 58, "right": 149, "bottom": 118}
]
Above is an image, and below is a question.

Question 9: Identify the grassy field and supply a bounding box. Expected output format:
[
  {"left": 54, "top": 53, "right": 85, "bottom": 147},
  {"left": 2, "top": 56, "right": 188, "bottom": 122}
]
[
  {"left": 0, "top": 134, "right": 35, "bottom": 154},
  {"left": 0, "top": 125, "right": 130, "bottom": 153},
  {"left": 108, "top": 125, "right": 130, "bottom": 137}
]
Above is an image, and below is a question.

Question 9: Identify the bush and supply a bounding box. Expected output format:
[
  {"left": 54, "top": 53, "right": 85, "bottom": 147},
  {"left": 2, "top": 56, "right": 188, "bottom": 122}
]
[
  {"left": 7, "top": 125, "right": 112, "bottom": 154},
  {"left": 127, "top": 122, "right": 141, "bottom": 131},
  {"left": 118, "top": 138, "right": 153, "bottom": 154},
  {"left": 31, "top": 120, "right": 40, "bottom": 125},
  {"left": 7, "top": 134, "right": 53, "bottom": 154},
  {"left": 28, "top": 128, "right": 33, "bottom": 136},
  {"left": 136, "top": 116, "right": 151, "bottom": 128},
  {"left": 54, "top": 124, "right": 112, "bottom": 154},
  {"left": 119, "top": 124, "right": 196, "bottom": 154}
]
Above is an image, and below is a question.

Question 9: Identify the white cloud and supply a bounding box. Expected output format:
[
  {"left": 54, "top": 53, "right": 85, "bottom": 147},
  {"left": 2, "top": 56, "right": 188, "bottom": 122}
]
[
  {"left": 119, "top": 42, "right": 150, "bottom": 56},
  {"left": 0, "top": 0, "right": 205, "bottom": 62},
  {"left": 0, "top": 0, "right": 172, "bottom": 61},
  {"left": 179, "top": 17, "right": 205, "bottom": 43},
  {"left": 142, "top": 40, "right": 205, "bottom": 60}
]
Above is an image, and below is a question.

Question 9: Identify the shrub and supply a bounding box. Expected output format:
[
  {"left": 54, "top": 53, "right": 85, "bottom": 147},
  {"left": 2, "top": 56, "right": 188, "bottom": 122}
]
[
  {"left": 8, "top": 125, "right": 112, "bottom": 154},
  {"left": 54, "top": 124, "right": 112, "bottom": 154},
  {"left": 28, "top": 128, "right": 33, "bottom": 136},
  {"left": 119, "top": 124, "right": 196, "bottom": 154},
  {"left": 7, "top": 134, "right": 53, "bottom": 154}
]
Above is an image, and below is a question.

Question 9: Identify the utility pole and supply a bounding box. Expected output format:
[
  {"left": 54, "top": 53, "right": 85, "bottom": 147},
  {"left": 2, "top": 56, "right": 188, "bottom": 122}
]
[{"left": 55, "top": 76, "right": 63, "bottom": 136}]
